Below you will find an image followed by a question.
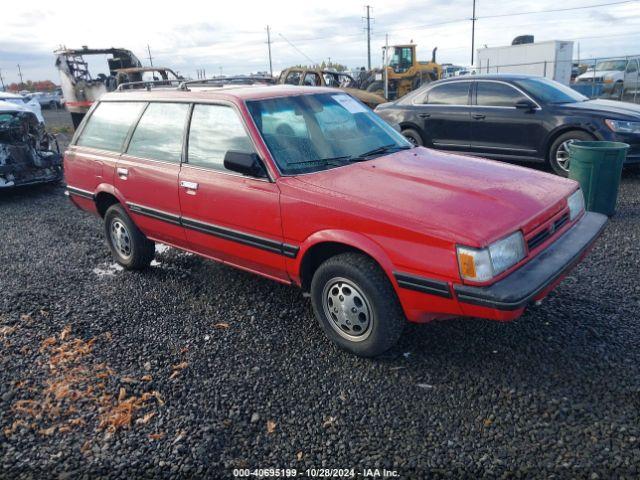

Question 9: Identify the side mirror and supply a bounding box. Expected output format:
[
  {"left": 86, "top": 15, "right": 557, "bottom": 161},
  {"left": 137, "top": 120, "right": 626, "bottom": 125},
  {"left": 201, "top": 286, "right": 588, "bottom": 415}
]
[
  {"left": 515, "top": 99, "right": 536, "bottom": 111},
  {"left": 223, "top": 151, "right": 268, "bottom": 178}
]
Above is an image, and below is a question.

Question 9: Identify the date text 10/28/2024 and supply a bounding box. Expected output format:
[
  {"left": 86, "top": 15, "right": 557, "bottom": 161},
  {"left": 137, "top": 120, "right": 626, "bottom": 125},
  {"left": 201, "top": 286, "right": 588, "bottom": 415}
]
[{"left": 232, "top": 468, "right": 400, "bottom": 478}]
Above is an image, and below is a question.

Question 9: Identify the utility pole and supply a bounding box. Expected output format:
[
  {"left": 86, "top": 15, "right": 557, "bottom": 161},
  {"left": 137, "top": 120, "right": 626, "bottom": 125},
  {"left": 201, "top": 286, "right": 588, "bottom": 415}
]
[
  {"left": 17, "top": 64, "right": 24, "bottom": 88},
  {"left": 266, "top": 25, "right": 273, "bottom": 77},
  {"left": 384, "top": 34, "right": 389, "bottom": 100},
  {"left": 0, "top": 69, "right": 5, "bottom": 90},
  {"left": 364, "top": 5, "right": 372, "bottom": 70},
  {"left": 147, "top": 45, "right": 154, "bottom": 67},
  {"left": 470, "top": 0, "right": 477, "bottom": 66}
]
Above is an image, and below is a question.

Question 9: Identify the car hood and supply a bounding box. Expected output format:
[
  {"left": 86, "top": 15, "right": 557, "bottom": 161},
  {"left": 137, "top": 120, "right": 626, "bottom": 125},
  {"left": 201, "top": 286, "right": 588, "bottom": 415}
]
[
  {"left": 560, "top": 99, "right": 640, "bottom": 119},
  {"left": 294, "top": 148, "right": 576, "bottom": 246}
]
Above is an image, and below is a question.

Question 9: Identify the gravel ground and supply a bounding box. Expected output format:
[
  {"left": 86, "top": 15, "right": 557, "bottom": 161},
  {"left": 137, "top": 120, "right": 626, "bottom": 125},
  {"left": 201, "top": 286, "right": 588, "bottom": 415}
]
[{"left": 1, "top": 110, "right": 640, "bottom": 478}]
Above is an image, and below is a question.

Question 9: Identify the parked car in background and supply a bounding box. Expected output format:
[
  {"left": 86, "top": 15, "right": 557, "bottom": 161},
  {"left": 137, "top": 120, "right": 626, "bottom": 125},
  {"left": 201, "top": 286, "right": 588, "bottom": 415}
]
[
  {"left": 622, "top": 57, "right": 640, "bottom": 104},
  {"left": 65, "top": 85, "right": 606, "bottom": 356},
  {"left": 278, "top": 67, "right": 387, "bottom": 108},
  {"left": 26, "top": 90, "right": 63, "bottom": 109},
  {"left": 0, "top": 91, "right": 44, "bottom": 124},
  {"left": 375, "top": 74, "right": 640, "bottom": 176},
  {"left": 575, "top": 58, "right": 628, "bottom": 98}
]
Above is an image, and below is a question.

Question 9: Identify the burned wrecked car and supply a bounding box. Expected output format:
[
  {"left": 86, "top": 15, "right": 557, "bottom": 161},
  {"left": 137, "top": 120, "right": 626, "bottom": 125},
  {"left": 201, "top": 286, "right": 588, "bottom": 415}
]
[
  {"left": 55, "top": 47, "right": 143, "bottom": 127},
  {"left": 0, "top": 101, "right": 62, "bottom": 188}
]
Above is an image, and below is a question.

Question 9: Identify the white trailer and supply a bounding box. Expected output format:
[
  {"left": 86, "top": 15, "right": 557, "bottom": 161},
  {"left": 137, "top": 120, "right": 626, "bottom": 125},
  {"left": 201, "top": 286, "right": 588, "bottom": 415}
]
[{"left": 476, "top": 40, "right": 574, "bottom": 84}]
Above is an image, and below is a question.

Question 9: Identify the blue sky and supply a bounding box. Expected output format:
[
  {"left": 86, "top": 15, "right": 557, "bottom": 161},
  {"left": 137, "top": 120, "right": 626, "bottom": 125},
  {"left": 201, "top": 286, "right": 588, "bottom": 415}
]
[{"left": 1, "top": 0, "right": 639, "bottom": 84}]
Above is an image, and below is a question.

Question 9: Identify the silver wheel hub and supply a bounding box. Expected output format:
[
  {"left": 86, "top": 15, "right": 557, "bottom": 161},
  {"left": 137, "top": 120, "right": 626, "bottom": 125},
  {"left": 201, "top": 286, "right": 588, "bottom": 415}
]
[
  {"left": 322, "top": 277, "right": 373, "bottom": 342},
  {"left": 556, "top": 140, "right": 574, "bottom": 172},
  {"left": 110, "top": 220, "right": 132, "bottom": 259}
]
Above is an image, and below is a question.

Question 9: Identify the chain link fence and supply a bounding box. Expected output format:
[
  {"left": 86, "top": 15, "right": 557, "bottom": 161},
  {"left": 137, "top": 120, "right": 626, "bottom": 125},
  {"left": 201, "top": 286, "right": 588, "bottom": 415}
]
[{"left": 472, "top": 55, "right": 640, "bottom": 104}]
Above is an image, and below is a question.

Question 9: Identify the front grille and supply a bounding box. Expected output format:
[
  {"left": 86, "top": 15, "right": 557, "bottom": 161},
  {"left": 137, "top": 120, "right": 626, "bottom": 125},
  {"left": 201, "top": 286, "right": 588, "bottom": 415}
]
[{"left": 527, "top": 212, "right": 570, "bottom": 251}]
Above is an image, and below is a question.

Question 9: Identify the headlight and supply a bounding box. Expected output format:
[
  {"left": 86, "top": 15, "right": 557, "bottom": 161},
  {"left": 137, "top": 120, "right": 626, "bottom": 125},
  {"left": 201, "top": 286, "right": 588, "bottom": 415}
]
[
  {"left": 457, "top": 231, "right": 526, "bottom": 282},
  {"left": 567, "top": 189, "right": 585, "bottom": 220},
  {"left": 605, "top": 119, "right": 640, "bottom": 134}
]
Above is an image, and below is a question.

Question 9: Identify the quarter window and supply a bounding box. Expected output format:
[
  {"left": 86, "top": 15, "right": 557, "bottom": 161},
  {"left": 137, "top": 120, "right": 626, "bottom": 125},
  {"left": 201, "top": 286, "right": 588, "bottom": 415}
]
[
  {"left": 187, "top": 104, "right": 254, "bottom": 171},
  {"left": 303, "top": 72, "right": 320, "bottom": 86},
  {"left": 476, "top": 82, "right": 528, "bottom": 107},
  {"left": 423, "top": 82, "right": 470, "bottom": 105},
  {"left": 76, "top": 102, "right": 145, "bottom": 151},
  {"left": 127, "top": 103, "right": 190, "bottom": 162}
]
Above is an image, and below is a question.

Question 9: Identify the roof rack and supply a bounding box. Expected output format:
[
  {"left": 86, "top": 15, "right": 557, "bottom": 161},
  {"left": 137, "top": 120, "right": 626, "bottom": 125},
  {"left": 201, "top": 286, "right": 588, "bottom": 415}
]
[
  {"left": 116, "top": 79, "right": 184, "bottom": 91},
  {"left": 177, "top": 76, "right": 275, "bottom": 91}
]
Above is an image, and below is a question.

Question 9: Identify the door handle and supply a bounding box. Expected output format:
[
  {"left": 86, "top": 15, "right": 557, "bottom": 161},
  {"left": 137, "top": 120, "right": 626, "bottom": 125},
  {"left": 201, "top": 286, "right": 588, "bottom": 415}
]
[
  {"left": 418, "top": 113, "right": 431, "bottom": 118},
  {"left": 472, "top": 114, "right": 486, "bottom": 120},
  {"left": 180, "top": 180, "right": 199, "bottom": 190},
  {"left": 116, "top": 167, "right": 129, "bottom": 179}
]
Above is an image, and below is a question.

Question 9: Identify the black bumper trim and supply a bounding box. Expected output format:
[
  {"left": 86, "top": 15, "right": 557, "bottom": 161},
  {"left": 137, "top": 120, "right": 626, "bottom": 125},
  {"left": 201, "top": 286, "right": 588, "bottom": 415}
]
[
  {"left": 394, "top": 272, "right": 452, "bottom": 298},
  {"left": 453, "top": 212, "right": 607, "bottom": 310},
  {"left": 66, "top": 186, "right": 95, "bottom": 200}
]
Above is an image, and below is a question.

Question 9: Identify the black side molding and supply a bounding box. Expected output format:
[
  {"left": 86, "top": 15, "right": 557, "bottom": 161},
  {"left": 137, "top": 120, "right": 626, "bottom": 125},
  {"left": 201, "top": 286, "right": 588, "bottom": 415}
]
[
  {"left": 394, "top": 272, "right": 452, "bottom": 298},
  {"left": 126, "top": 202, "right": 299, "bottom": 259},
  {"left": 66, "top": 186, "right": 94, "bottom": 200},
  {"left": 454, "top": 212, "right": 607, "bottom": 310}
]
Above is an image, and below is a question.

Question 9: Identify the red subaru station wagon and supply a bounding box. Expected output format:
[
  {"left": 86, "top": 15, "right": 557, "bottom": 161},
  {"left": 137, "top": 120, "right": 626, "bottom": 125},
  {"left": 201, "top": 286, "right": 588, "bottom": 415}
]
[{"left": 65, "top": 85, "right": 607, "bottom": 356}]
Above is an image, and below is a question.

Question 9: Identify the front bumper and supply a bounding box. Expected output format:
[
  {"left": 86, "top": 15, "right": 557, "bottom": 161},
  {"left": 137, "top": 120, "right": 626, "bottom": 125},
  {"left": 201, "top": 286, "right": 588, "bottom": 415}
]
[{"left": 453, "top": 212, "right": 607, "bottom": 311}]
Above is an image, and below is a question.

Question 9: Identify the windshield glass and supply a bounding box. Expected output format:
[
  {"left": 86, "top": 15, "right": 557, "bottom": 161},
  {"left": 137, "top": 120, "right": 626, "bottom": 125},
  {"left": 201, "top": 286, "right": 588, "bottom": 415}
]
[
  {"left": 513, "top": 77, "right": 588, "bottom": 104},
  {"left": 595, "top": 60, "right": 626, "bottom": 71},
  {"left": 246, "top": 93, "right": 411, "bottom": 175}
]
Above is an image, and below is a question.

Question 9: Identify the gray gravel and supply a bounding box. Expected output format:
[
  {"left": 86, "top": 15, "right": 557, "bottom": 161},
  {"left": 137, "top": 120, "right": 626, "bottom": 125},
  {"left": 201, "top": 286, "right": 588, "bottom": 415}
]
[{"left": 1, "top": 110, "right": 640, "bottom": 478}]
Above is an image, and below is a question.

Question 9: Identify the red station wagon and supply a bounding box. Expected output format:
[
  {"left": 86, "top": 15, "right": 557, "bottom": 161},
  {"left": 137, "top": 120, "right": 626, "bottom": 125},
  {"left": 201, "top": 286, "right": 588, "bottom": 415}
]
[{"left": 65, "top": 85, "right": 607, "bottom": 356}]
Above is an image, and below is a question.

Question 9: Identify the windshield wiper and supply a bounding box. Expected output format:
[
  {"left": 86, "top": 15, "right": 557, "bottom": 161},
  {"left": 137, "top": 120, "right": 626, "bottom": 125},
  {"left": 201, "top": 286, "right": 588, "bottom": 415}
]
[
  {"left": 350, "top": 144, "right": 412, "bottom": 162},
  {"left": 287, "top": 156, "right": 352, "bottom": 167}
]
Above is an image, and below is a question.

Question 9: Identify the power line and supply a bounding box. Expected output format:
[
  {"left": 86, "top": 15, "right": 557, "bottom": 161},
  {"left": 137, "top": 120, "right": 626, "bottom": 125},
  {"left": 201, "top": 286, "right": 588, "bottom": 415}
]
[
  {"left": 277, "top": 32, "right": 316, "bottom": 64},
  {"left": 481, "top": 0, "right": 635, "bottom": 19}
]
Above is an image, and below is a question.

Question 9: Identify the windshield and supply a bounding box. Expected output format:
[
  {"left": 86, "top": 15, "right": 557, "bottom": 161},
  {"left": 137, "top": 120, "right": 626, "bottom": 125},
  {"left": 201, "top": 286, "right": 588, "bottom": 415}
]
[
  {"left": 513, "top": 77, "right": 588, "bottom": 104},
  {"left": 595, "top": 60, "right": 626, "bottom": 71},
  {"left": 246, "top": 93, "right": 411, "bottom": 175}
]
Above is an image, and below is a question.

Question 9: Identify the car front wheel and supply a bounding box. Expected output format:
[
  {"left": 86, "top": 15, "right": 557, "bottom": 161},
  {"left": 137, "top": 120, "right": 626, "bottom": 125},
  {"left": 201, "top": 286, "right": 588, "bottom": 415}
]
[
  {"left": 104, "top": 204, "right": 154, "bottom": 270},
  {"left": 548, "top": 130, "right": 595, "bottom": 177},
  {"left": 402, "top": 128, "right": 424, "bottom": 146},
  {"left": 310, "top": 253, "right": 405, "bottom": 357}
]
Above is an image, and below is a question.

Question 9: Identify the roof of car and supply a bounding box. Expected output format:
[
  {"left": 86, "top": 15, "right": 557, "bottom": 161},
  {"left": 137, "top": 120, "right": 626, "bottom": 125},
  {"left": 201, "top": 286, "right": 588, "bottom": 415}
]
[
  {"left": 435, "top": 73, "right": 540, "bottom": 82},
  {"left": 100, "top": 84, "right": 339, "bottom": 103}
]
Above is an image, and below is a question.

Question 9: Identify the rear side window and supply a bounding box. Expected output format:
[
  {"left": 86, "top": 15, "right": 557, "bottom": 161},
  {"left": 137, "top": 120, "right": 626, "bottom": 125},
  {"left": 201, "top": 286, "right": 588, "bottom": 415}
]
[
  {"left": 284, "top": 71, "right": 302, "bottom": 85},
  {"left": 423, "top": 82, "right": 470, "bottom": 105},
  {"left": 476, "top": 82, "right": 527, "bottom": 107},
  {"left": 77, "top": 102, "right": 144, "bottom": 151},
  {"left": 187, "top": 104, "right": 254, "bottom": 171},
  {"left": 127, "top": 103, "right": 190, "bottom": 162}
]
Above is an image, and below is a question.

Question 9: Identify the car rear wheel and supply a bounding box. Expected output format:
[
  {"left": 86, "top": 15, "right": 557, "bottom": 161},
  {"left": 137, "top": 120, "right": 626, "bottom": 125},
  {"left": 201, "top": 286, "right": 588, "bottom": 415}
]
[
  {"left": 548, "top": 130, "right": 595, "bottom": 177},
  {"left": 310, "top": 253, "right": 405, "bottom": 357},
  {"left": 402, "top": 128, "right": 423, "bottom": 146},
  {"left": 104, "top": 204, "right": 154, "bottom": 270}
]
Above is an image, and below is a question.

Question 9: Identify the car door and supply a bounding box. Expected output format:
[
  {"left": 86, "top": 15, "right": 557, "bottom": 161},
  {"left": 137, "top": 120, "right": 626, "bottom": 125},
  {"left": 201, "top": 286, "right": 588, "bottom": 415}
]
[
  {"left": 410, "top": 81, "right": 472, "bottom": 151},
  {"left": 116, "top": 102, "right": 190, "bottom": 245},
  {"left": 469, "top": 80, "right": 544, "bottom": 160},
  {"left": 178, "top": 103, "right": 288, "bottom": 282}
]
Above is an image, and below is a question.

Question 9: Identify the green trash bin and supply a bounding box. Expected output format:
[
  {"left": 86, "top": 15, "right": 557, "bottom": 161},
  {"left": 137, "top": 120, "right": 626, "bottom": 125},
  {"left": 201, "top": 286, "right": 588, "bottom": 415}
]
[{"left": 567, "top": 141, "right": 629, "bottom": 216}]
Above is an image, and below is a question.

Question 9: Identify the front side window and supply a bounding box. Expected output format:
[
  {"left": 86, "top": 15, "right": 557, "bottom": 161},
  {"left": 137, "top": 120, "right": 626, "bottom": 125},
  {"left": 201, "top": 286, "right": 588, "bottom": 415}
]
[
  {"left": 77, "top": 101, "right": 145, "bottom": 151},
  {"left": 247, "top": 93, "right": 410, "bottom": 175},
  {"left": 303, "top": 73, "right": 320, "bottom": 86},
  {"left": 127, "top": 102, "right": 189, "bottom": 162},
  {"left": 187, "top": 104, "right": 254, "bottom": 171},
  {"left": 513, "top": 77, "right": 587, "bottom": 104},
  {"left": 284, "top": 71, "right": 302, "bottom": 85},
  {"left": 476, "top": 82, "right": 527, "bottom": 107},
  {"left": 424, "top": 82, "right": 470, "bottom": 105}
]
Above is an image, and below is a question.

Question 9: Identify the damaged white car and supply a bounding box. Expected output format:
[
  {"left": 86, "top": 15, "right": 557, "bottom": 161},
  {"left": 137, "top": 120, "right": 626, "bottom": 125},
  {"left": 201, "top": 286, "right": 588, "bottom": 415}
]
[{"left": 0, "top": 101, "right": 62, "bottom": 188}]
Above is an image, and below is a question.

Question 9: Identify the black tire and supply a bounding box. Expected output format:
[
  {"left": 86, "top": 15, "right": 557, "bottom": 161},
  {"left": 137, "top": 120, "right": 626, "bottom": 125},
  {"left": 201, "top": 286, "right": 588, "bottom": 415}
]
[
  {"left": 104, "top": 204, "right": 154, "bottom": 270},
  {"left": 548, "top": 130, "right": 595, "bottom": 177},
  {"left": 402, "top": 128, "right": 424, "bottom": 146},
  {"left": 310, "top": 253, "right": 405, "bottom": 357}
]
